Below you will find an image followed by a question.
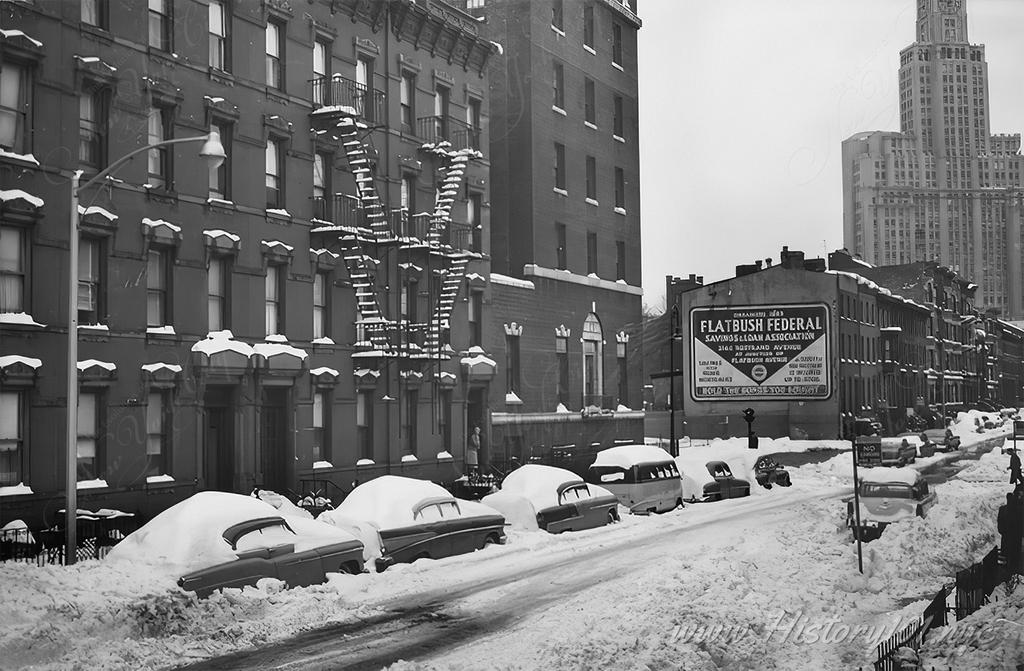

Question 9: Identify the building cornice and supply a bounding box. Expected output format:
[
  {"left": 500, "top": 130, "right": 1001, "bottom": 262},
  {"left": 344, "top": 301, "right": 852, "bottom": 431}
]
[{"left": 523, "top": 264, "right": 643, "bottom": 296}]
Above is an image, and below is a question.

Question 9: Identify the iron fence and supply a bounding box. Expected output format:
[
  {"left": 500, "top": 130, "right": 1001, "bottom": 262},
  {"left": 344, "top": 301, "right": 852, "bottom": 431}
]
[
  {"left": 873, "top": 585, "right": 949, "bottom": 671},
  {"left": 309, "top": 76, "right": 385, "bottom": 123},
  {"left": 1, "top": 514, "right": 139, "bottom": 566},
  {"left": 416, "top": 116, "right": 481, "bottom": 151},
  {"left": 955, "top": 546, "right": 1001, "bottom": 620}
]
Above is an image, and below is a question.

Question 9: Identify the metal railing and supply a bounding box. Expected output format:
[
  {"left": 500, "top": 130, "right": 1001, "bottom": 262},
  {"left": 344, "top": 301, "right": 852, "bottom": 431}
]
[
  {"left": 310, "top": 76, "right": 385, "bottom": 123},
  {"left": 416, "top": 116, "right": 481, "bottom": 151}
]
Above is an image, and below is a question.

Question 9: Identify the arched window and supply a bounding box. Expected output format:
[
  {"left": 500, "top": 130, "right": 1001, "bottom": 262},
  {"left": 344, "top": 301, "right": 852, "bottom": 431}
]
[{"left": 582, "top": 313, "right": 603, "bottom": 405}]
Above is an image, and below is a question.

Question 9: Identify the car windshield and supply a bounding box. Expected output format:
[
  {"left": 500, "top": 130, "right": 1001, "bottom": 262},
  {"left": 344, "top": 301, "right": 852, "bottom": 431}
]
[{"left": 861, "top": 483, "right": 914, "bottom": 498}]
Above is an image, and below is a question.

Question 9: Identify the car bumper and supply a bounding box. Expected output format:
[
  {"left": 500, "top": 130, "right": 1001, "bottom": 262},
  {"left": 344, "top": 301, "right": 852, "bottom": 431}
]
[{"left": 374, "top": 555, "right": 396, "bottom": 572}]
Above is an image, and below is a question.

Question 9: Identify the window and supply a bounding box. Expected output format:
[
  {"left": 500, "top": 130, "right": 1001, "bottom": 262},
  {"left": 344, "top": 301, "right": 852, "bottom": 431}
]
[
  {"left": 586, "top": 155, "right": 597, "bottom": 200},
  {"left": 312, "top": 39, "right": 329, "bottom": 105},
  {"left": 77, "top": 391, "right": 101, "bottom": 481},
  {"left": 468, "top": 291, "right": 482, "bottom": 346},
  {"left": 209, "top": 0, "right": 229, "bottom": 71},
  {"left": 615, "top": 167, "right": 625, "bottom": 209},
  {"left": 146, "top": 248, "right": 171, "bottom": 328},
  {"left": 616, "top": 240, "right": 626, "bottom": 280},
  {"left": 400, "top": 72, "right": 415, "bottom": 131},
  {"left": 439, "top": 389, "right": 452, "bottom": 453},
  {"left": 207, "top": 256, "right": 228, "bottom": 331},
  {"left": 556, "top": 223, "right": 567, "bottom": 270},
  {"left": 556, "top": 332, "right": 569, "bottom": 404},
  {"left": 0, "top": 62, "right": 27, "bottom": 153},
  {"left": 0, "top": 225, "right": 25, "bottom": 313},
  {"left": 265, "top": 137, "right": 284, "bottom": 208},
  {"left": 312, "top": 391, "right": 329, "bottom": 463},
  {"left": 265, "top": 264, "right": 284, "bottom": 336},
  {"left": 147, "top": 105, "right": 173, "bottom": 189},
  {"left": 400, "top": 174, "right": 416, "bottom": 235},
  {"left": 148, "top": 0, "right": 172, "bottom": 51},
  {"left": 404, "top": 389, "right": 418, "bottom": 456},
  {"left": 466, "top": 97, "right": 481, "bottom": 150},
  {"left": 613, "top": 95, "right": 624, "bottom": 138},
  {"left": 0, "top": 391, "right": 24, "bottom": 486},
  {"left": 552, "top": 0, "right": 563, "bottom": 30},
  {"left": 582, "top": 313, "right": 603, "bottom": 402},
  {"left": 208, "top": 121, "right": 231, "bottom": 200},
  {"left": 313, "top": 271, "right": 329, "bottom": 339},
  {"left": 433, "top": 84, "right": 450, "bottom": 139},
  {"left": 612, "top": 22, "right": 623, "bottom": 66},
  {"left": 554, "top": 142, "right": 566, "bottom": 190},
  {"left": 146, "top": 391, "right": 169, "bottom": 477},
  {"left": 587, "top": 232, "right": 597, "bottom": 275},
  {"left": 467, "top": 193, "right": 482, "bottom": 251},
  {"left": 401, "top": 278, "right": 417, "bottom": 322},
  {"left": 584, "top": 78, "right": 596, "bottom": 125},
  {"left": 357, "top": 391, "right": 372, "bottom": 459},
  {"left": 553, "top": 61, "right": 564, "bottom": 109},
  {"left": 78, "top": 236, "right": 104, "bottom": 324},
  {"left": 506, "top": 333, "right": 521, "bottom": 393},
  {"left": 313, "top": 152, "right": 330, "bottom": 220},
  {"left": 266, "top": 20, "right": 283, "bottom": 89},
  {"left": 82, "top": 0, "right": 108, "bottom": 29},
  {"left": 583, "top": 4, "right": 594, "bottom": 48},
  {"left": 79, "top": 88, "right": 108, "bottom": 169},
  {"left": 356, "top": 57, "right": 375, "bottom": 121}
]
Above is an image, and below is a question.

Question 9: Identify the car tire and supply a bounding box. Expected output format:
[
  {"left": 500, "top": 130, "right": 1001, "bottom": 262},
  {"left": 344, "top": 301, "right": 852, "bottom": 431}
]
[
  {"left": 675, "top": 498, "right": 684, "bottom": 510},
  {"left": 338, "top": 561, "right": 361, "bottom": 575},
  {"left": 608, "top": 509, "right": 619, "bottom": 525},
  {"left": 763, "top": 482, "right": 773, "bottom": 490},
  {"left": 481, "top": 533, "right": 500, "bottom": 548}
]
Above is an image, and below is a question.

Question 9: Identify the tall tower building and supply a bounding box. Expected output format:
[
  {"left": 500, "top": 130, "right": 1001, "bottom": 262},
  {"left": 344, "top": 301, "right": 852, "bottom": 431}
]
[{"left": 843, "top": 0, "right": 1024, "bottom": 317}]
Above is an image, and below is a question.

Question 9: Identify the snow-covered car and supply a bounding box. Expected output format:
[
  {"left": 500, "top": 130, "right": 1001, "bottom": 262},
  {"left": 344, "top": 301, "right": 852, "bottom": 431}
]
[
  {"left": 320, "top": 475, "right": 506, "bottom": 572},
  {"left": 845, "top": 467, "right": 937, "bottom": 542},
  {"left": 921, "top": 428, "right": 959, "bottom": 452},
  {"left": 106, "top": 491, "right": 364, "bottom": 598},
  {"left": 701, "top": 460, "right": 751, "bottom": 501},
  {"left": 896, "top": 432, "right": 936, "bottom": 458},
  {"left": 484, "top": 464, "right": 620, "bottom": 533},
  {"left": 753, "top": 455, "right": 791, "bottom": 489},
  {"left": 585, "top": 445, "right": 683, "bottom": 514},
  {"left": 879, "top": 437, "right": 917, "bottom": 466}
]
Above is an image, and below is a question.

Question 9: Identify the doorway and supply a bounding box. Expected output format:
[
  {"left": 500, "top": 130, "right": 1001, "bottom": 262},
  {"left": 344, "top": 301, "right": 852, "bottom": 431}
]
[
  {"left": 260, "top": 388, "right": 290, "bottom": 492},
  {"left": 203, "top": 386, "right": 235, "bottom": 492}
]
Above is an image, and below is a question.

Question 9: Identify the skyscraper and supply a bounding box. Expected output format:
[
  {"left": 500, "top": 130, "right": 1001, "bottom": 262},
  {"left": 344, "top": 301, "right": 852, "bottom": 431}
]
[{"left": 842, "top": 0, "right": 1024, "bottom": 317}]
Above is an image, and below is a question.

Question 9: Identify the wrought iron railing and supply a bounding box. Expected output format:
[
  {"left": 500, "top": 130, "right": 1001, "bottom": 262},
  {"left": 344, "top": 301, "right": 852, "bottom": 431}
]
[
  {"left": 416, "top": 116, "right": 481, "bottom": 151},
  {"left": 310, "top": 76, "right": 385, "bottom": 123}
]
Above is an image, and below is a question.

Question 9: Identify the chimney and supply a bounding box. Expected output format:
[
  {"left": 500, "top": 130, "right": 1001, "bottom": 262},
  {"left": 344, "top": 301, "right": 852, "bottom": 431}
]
[
  {"left": 765, "top": 258, "right": 772, "bottom": 268},
  {"left": 754, "top": 260, "right": 763, "bottom": 270}
]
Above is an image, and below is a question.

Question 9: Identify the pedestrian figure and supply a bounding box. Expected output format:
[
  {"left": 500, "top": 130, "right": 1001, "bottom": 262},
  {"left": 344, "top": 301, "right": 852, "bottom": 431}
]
[
  {"left": 1009, "top": 448, "right": 1023, "bottom": 486},
  {"left": 998, "top": 492, "right": 1023, "bottom": 575},
  {"left": 466, "top": 425, "right": 481, "bottom": 477}
]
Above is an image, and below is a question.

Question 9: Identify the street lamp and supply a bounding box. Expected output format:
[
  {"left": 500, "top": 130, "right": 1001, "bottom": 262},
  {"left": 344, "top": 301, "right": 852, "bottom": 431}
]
[{"left": 64, "top": 131, "right": 225, "bottom": 564}]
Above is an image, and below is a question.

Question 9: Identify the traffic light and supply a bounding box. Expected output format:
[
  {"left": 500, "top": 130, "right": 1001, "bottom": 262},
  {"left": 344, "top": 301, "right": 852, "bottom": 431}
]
[{"left": 743, "top": 407, "right": 755, "bottom": 424}]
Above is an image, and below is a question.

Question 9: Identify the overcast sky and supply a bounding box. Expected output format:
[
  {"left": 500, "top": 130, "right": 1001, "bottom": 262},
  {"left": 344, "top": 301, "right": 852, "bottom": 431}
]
[{"left": 637, "top": 0, "right": 1024, "bottom": 313}]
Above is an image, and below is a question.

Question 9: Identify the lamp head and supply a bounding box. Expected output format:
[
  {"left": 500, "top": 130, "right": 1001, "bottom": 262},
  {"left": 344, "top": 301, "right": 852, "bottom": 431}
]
[{"left": 200, "top": 129, "right": 226, "bottom": 171}]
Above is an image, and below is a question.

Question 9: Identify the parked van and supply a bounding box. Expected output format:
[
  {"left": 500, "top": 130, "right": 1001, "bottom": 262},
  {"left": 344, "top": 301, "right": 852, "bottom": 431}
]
[{"left": 586, "top": 445, "right": 683, "bottom": 514}]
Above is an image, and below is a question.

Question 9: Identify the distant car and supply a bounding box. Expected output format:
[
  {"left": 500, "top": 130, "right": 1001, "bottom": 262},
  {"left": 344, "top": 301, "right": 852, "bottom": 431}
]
[
  {"left": 879, "top": 437, "right": 917, "bottom": 466},
  {"left": 484, "top": 464, "right": 620, "bottom": 533},
  {"left": 753, "top": 455, "right": 791, "bottom": 489},
  {"left": 321, "top": 475, "right": 506, "bottom": 572},
  {"left": 854, "top": 417, "right": 883, "bottom": 437},
  {"left": 702, "top": 461, "right": 751, "bottom": 501},
  {"left": 896, "top": 432, "right": 935, "bottom": 459},
  {"left": 178, "top": 516, "right": 365, "bottom": 598},
  {"left": 922, "top": 428, "right": 961, "bottom": 452},
  {"left": 846, "top": 467, "right": 937, "bottom": 541}
]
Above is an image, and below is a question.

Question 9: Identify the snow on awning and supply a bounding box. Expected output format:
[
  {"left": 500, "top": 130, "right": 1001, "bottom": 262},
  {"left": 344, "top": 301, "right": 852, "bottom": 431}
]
[
  {"left": 353, "top": 368, "right": 381, "bottom": 388},
  {"left": 77, "top": 359, "right": 116, "bottom": 372},
  {"left": 0, "top": 355, "right": 42, "bottom": 384},
  {"left": 461, "top": 349, "right": 496, "bottom": 380},
  {"left": 191, "top": 330, "right": 253, "bottom": 371},
  {"left": 73, "top": 55, "right": 117, "bottom": 74},
  {"left": 0, "top": 189, "right": 44, "bottom": 210},
  {"left": 252, "top": 340, "right": 308, "bottom": 376},
  {"left": 78, "top": 205, "right": 117, "bottom": 222},
  {"left": 142, "top": 217, "right": 182, "bottom": 245},
  {"left": 1, "top": 29, "right": 42, "bottom": 49},
  {"left": 0, "top": 355, "right": 42, "bottom": 370},
  {"left": 77, "top": 359, "right": 117, "bottom": 385},
  {"left": 310, "top": 366, "right": 340, "bottom": 386},
  {"left": 141, "top": 362, "right": 183, "bottom": 386}
]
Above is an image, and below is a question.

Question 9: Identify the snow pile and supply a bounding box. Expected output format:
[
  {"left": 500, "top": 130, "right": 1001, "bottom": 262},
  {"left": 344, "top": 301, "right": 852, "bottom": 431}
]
[
  {"left": 481, "top": 490, "right": 539, "bottom": 531},
  {"left": 920, "top": 579, "right": 1024, "bottom": 668}
]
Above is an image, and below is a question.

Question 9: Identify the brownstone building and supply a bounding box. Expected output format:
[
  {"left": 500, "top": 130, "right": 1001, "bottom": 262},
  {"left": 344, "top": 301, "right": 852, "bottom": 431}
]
[
  {"left": 0, "top": 0, "right": 499, "bottom": 527},
  {"left": 463, "top": 0, "right": 645, "bottom": 470}
]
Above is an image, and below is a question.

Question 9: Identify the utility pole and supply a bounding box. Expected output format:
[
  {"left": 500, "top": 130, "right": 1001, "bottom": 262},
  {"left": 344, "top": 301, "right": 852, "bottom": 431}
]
[{"left": 668, "top": 305, "right": 680, "bottom": 457}]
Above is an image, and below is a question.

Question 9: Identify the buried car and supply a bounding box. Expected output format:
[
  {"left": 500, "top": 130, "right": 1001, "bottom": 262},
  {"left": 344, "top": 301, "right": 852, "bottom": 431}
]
[
  {"left": 753, "top": 455, "right": 792, "bottom": 489},
  {"left": 105, "top": 491, "right": 365, "bottom": 598},
  {"left": 320, "top": 475, "right": 506, "bottom": 572},
  {"left": 484, "top": 464, "right": 620, "bottom": 533},
  {"left": 586, "top": 445, "right": 683, "bottom": 514},
  {"left": 845, "top": 467, "right": 937, "bottom": 542},
  {"left": 923, "top": 428, "right": 961, "bottom": 452},
  {"left": 701, "top": 460, "right": 752, "bottom": 501},
  {"left": 896, "top": 432, "right": 936, "bottom": 459}
]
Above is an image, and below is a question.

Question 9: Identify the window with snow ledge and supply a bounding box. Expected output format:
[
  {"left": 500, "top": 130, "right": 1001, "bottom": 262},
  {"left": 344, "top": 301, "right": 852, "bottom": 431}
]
[
  {"left": 551, "top": 105, "right": 567, "bottom": 116},
  {"left": 614, "top": 206, "right": 627, "bottom": 215},
  {"left": 586, "top": 197, "right": 599, "bottom": 207},
  {"left": 613, "top": 135, "right": 626, "bottom": 144},
  {"left": 553, "top": 187, "right": 568, "bottom": 197},
  {"left": 584, "top": 121, "right": 597, "bottom": 130}
]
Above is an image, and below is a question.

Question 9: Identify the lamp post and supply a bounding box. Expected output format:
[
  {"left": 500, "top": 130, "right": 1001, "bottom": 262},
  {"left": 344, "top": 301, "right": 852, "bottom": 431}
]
[
  {"left": 668, "top": 304, "right": 680, "bottom": 457},
  {"left": 65, "top": 132, "right": 225, "bottom": 564}
]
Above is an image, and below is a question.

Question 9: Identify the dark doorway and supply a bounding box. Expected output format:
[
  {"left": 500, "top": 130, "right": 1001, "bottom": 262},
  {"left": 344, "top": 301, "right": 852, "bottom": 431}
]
[
  {"left": 467, "top": 387, "right": 485, "bottom": 465},
  {"left": 260, "top": 388, "right": 290, "bottom": 492},
  {"left": 203, "top": 386, "right": 235, "bottom": 492}
]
